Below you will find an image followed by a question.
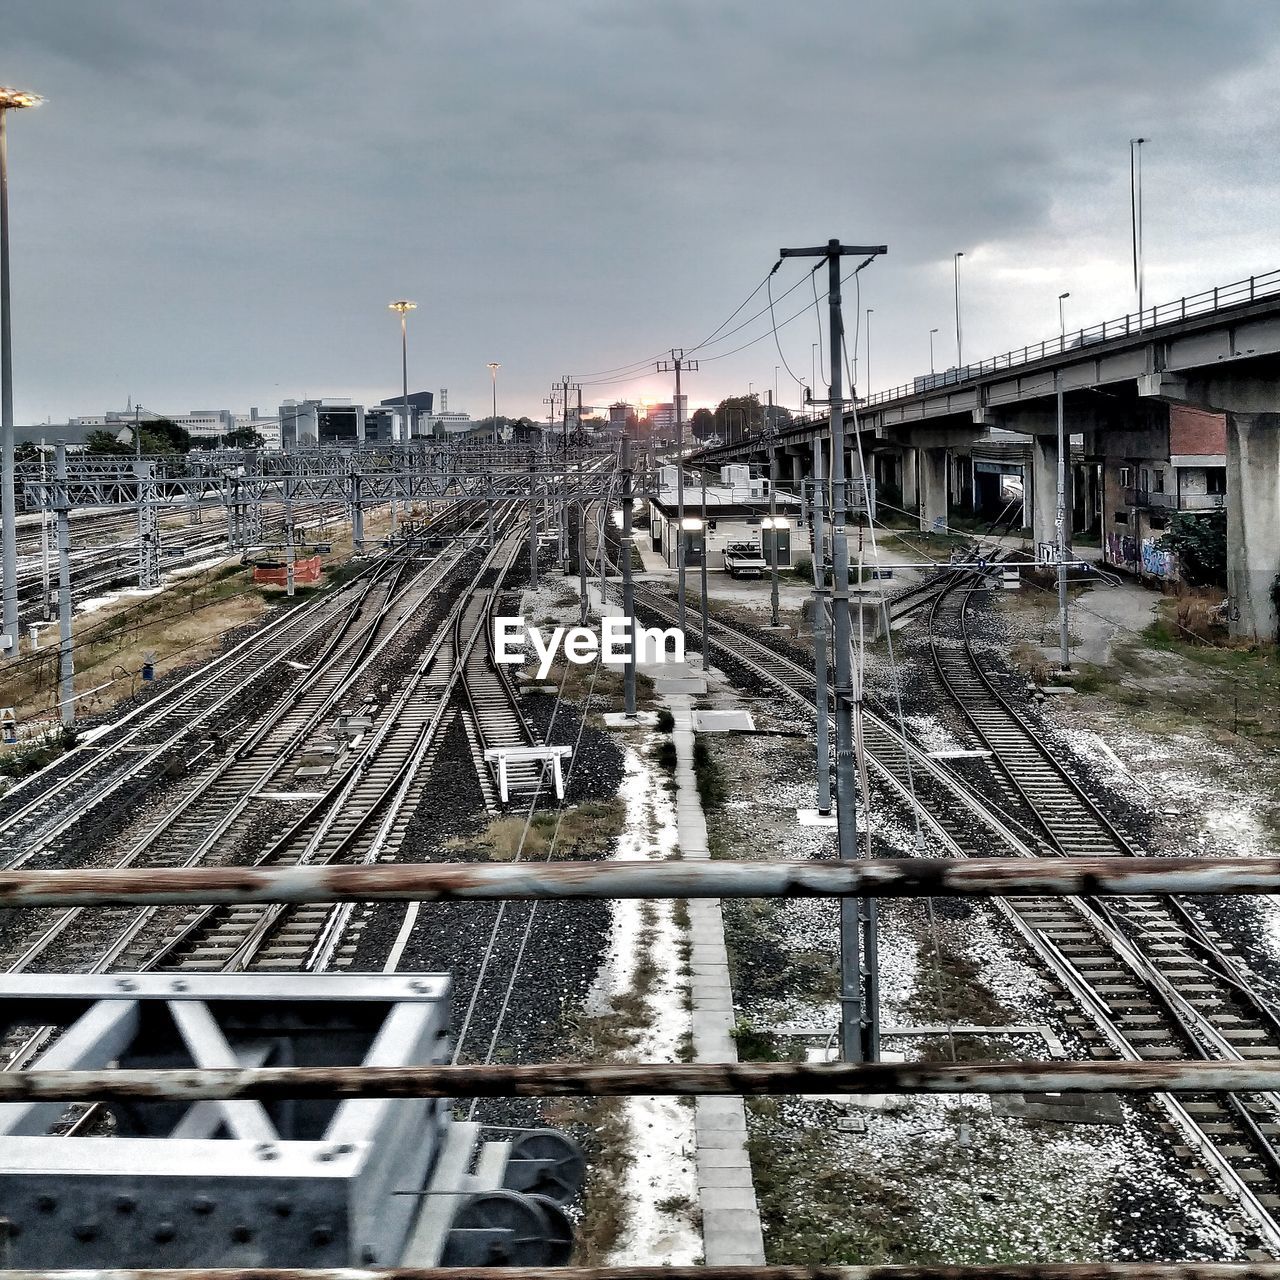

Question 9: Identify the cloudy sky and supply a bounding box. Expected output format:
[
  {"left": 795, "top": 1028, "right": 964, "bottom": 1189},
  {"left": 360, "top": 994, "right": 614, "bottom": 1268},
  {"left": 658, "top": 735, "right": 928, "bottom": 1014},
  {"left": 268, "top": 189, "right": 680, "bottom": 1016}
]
[{"left": 4, "top": 0, "right": 1279, "bottom": 425}]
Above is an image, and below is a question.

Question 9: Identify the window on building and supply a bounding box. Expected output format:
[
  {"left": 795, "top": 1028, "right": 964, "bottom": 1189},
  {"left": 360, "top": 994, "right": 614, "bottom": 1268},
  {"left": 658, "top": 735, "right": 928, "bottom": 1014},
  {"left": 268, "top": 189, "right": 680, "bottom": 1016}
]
[
  {"left": 1118, "top": 465, "right": 1132, "bottom": 487},
  {"left": 1113, "top": 512, "right": 1129, "bottom": 526},
  {"left": 1206, "top": 467, "right": 1227, "bottom": 495},
  {"left": 1152, "top": 468, "right": 1165, "bottom": 494}
]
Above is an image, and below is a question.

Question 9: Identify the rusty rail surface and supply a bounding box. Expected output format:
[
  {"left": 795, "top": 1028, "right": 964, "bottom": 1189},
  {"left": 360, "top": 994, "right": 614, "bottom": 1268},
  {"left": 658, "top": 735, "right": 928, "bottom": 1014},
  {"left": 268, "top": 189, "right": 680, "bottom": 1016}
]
[
  {"left": 0, "top": 856, "right": 1277, "bottom": 909},
  {"left": 0, "top": 1265, "right": 1279, "bottom": 1280},
  {"left": 4, "top": 1059, "right": 1280, "bottom": 1103}
]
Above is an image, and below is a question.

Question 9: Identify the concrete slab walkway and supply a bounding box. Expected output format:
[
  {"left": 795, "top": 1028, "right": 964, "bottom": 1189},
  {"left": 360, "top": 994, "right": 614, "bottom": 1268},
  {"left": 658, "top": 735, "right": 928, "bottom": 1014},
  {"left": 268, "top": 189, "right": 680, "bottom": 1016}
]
[{"left": 668, "top": 695, "right": 766, "bottom": 1266}]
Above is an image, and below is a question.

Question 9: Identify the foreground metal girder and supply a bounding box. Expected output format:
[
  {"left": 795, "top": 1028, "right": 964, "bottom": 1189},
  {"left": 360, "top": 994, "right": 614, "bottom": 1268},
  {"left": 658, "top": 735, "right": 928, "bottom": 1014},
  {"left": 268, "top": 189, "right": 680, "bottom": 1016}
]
[
  {"left": 0, "top": 1265, "right": 1279, "bottom": 1280},
  {"left": 3, "top": 1058, "right": 1280, "bottom": 1103},
  {"left": 0, "top": 856, "right": 1278, "bottom": 910}
]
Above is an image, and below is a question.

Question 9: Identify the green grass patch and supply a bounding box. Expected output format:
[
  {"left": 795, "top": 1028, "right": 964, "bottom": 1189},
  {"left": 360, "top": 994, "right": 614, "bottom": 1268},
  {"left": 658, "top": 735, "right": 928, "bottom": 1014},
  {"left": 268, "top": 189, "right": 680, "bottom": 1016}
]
[{"left": 692, "top": 736, "right": 727, "bottom": 809}]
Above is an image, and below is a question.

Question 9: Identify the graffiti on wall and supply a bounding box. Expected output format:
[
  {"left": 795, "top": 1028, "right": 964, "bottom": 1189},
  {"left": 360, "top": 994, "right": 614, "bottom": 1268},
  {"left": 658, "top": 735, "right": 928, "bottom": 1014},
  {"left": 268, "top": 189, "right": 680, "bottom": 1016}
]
[
  {"left": 1141, "top": 539, "right": 1176, "bottom": 579},
  {"left": 1105, "top": 532, "right": 1177, "bottom": 580}
]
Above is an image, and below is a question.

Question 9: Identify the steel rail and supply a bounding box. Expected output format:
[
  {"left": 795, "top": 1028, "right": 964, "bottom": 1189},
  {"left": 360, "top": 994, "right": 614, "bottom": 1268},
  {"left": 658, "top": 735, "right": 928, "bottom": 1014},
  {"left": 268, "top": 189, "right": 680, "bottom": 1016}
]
[
  {"left": 132, "top": 505, "right": 528, "bottom": 975},
  {"left": 0, "top": 559, "right": 394, "bottom": 850},
  {"left": 4, "top": 523, "right": 483, "bottom": 975}
]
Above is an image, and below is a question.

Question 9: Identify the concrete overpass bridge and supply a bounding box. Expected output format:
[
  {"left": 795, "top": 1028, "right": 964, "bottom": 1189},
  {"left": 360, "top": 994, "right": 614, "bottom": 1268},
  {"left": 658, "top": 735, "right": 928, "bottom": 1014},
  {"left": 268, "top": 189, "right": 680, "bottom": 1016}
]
[{"left": 688, "top": 268, "right": 1280, "bottom": 641}]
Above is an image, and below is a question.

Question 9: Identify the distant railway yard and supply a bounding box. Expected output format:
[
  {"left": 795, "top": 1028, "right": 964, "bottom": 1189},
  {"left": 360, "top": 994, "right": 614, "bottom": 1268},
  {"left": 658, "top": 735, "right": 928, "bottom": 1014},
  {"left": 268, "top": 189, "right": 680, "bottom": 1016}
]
[{"left": 0, "top": 440, "right": 1276, "bottom": 1270}]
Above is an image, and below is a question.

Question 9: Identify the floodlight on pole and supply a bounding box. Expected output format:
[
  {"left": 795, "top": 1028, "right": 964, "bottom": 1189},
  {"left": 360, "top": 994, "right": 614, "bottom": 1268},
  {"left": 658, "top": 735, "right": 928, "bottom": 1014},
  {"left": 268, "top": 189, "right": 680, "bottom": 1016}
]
[
  {"left": 1130, "top": 138, "right": 1147, "bottom": 327},
  {"left": 388, "top": 300, "right": 416, "bottom": 443},
  {"left": 1, "top": 85, "right": 42, "bottom": 659},
  {"left": 929, "top": 327, "right": 939, "bottom": 375},
  {"left": 1058, "top": 292, "right": 1070, "bottom": 348},
  {"left": 487, "top": 362, "right": 501, "bottom": 447}
]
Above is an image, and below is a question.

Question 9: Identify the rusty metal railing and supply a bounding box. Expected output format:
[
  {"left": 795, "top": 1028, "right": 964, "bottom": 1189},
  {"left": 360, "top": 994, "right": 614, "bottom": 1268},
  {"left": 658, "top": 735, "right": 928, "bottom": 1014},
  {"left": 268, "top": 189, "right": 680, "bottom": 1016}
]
[
  {"left": 0, "top": 856, "right": 1275, "bottom": 909},
  {"left": 0, "top": 1265, "right": 1278, "bottom": 1279},
  {"left": 3, "top": 1058, "right": 1280, "bottom": 1104},
  {"left": 4, "top": 854, "right": 1280, "bottom": 1275}
]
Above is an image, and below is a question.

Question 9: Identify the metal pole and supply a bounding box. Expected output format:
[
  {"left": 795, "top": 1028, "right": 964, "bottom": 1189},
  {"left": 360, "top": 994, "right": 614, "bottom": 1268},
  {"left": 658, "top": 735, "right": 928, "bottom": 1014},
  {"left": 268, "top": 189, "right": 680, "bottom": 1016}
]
[
  {"left": 597, "top": 490, "right": 607, "bottom": 608},
  {"left": 621, "top": 435, "right": 637, "bottom": 716},
  {"left": 578, "top": 502, "right": 588, "bottom": 627},
  {"left": 826, "top": 240, "right": 867, "bottom": 1064},
  {"left": 811, "top": 438, "right": 831, "bottom": 817},
  {"left": 699, "top": 468, "right": 709, "bottom": 671},
  {"left": 768, "top": 392, "right": 780, "bottom": 629},
  {"left": 1056, "top": 371, "right": 1070, "bottom": 672},
  {"left": 39, "top": 437, "right": 49, "bottom": 620},
  {"left": 953, "top": 252, "right": 964, "bottom": 369},
  {"left": 0, "top": 110, "right": 17, "bottom": 659},
  {"left": 284, "top": 473, "right": 295, "bottom": 598},
  {"left": 560, "top": 379, "right": 569, "bottom": 571},
  {"left": 490, "top": 363, "right": 499, "bottom": 449},
  {"left": 528, "top": 456, "right": 539, "bottom": 589},
  {"left": 929, "top": 327, "right": 937, "bottom": 375},
  {"left": 54, "top": 442, "right": 73, "bottom": 728},
  {"left": 674, "top": 357, "right": 686, "bottom": 634},
  {"left": 1130, "top": 138, "right": 1146, "bottom": 328},
  {"left": 864, "top": 309, "right": 872, "bottom": 398}
]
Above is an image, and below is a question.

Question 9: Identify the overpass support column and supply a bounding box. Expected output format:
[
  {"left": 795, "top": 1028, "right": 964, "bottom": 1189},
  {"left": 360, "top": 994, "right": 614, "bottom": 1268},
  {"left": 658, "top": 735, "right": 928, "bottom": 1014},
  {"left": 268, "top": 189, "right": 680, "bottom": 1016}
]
[
  {"left": 1225, "top": 412, "right": 1280, "bottom": 643},
  {"left": 900, "top": 446, "right": 918, "bottom": 511},
  {"left": 919, "top": 447, "right": 948, "bottom": 533},
  {"left": 1031, "top": 435, "right": 1072, "bottom": 559},
  {"left": 790, "top": 451, "right": 804, "bottom": 491}
]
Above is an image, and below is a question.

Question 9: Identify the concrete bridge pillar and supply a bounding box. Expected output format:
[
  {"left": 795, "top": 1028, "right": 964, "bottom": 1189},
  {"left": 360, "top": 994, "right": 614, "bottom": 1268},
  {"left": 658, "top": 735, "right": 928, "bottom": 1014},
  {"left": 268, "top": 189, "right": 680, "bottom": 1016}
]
[
  {"left": 919, "top": 447, "right": 948, "bottom": 533},
  {"left": 900, "top": 446, "right": 918, "bottom": 510},
  {"left": 790, "top": 451, "right": 804, "bottom": 490},
  {"left": 1225, "top": 412, "right": 1280, "bottom": 643},
  {"left": 1031, "top": 435, "right": 1073, "bottom": 558},
  {"left": 1143, "top": 372, "right": 1280, "bottom": 642}
]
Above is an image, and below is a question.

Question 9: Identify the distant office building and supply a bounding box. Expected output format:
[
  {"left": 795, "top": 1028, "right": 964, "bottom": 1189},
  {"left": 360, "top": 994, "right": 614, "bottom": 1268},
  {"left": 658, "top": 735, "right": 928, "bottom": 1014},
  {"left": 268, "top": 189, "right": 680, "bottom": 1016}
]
[
  {"left": 278, "top": 399, "right": 365, "bottom": 448},
  {"left": 648, "top": 396, "right": 688, "bottom": 433},
  {"left": 364, "top": 407, "right": 398, "bottom": 444},
  {"left": 233, "top": 409, "right": 281, "bottom": 447},
  {"left": 378, "top": 390, "right": 435, "bottom": 438},
  {"left": 608, "top": 402, "right": 631, "bottom": 430},
  {"left": 424, "top": 411, "right": 473, "bottom": 437},
  {"left": 69, "top": 405, "right": 233, "bottom": 441}
]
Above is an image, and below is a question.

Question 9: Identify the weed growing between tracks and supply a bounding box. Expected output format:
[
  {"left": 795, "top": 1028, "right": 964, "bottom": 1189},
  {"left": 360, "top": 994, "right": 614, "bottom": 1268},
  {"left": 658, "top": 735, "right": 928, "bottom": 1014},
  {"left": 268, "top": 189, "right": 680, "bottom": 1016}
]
[{"left": 701, "top": 720, "right": 1247, "bottom": 1262}]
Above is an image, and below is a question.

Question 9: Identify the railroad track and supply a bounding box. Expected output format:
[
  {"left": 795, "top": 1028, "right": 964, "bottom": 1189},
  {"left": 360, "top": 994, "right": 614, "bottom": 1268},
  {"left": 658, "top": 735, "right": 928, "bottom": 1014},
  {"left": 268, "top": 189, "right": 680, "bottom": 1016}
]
[
  {"left": 0, "top": 504, "right": 531, "bottom": 1102},
  {"left": 123, "top": 516, "right": 532, "bottom": 977},
  {"left": 0, "top": 498, "right": 489, "bottom": 859},
  {"left": 925, "top": 573, "right": 1280, "bottom": 1251},
  {"left": 588, "top": 514, "right": 1280, "bottom": 1251}
]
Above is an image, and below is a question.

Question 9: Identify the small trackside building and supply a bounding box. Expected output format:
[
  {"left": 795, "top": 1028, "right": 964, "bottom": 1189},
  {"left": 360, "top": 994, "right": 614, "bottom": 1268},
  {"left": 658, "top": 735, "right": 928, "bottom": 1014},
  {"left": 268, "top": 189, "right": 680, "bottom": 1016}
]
[{"left": 646, "top": 465, "right": 803, "bottom": 572}]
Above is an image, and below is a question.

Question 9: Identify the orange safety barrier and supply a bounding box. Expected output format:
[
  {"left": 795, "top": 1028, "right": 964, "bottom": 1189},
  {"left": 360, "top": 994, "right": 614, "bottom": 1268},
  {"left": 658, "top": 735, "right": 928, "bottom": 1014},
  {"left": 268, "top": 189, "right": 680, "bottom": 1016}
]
[{"left": 251, "top": 554, "right": 323, "bottom": 587}]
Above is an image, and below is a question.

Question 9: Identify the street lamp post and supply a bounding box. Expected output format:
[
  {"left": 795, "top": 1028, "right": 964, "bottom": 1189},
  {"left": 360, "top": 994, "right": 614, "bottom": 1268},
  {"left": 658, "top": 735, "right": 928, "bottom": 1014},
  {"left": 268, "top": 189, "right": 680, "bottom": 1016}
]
[
  {"left": 388, "top": 299, "right": 417, "bottom": 541},
  {"left": 864, "top": 308, "right": 873, "bottom": 397},
  {"left": 810, "top": 343, "right": 818, "bottom": 412},
  {"left": 953, "top": 252, "right": 965, "bottom": 370},
  {"left": 388, "top": 301, "right": 416, "bottom": 441},
  {"left": 0, "top": 86, "right": 42, "bottom": 660},
  {"left": 1058, "top": 291, "right": 1071, "bottom": 350},
  {"left": 1130, "top": 137, "right": 1147, "bottom": 327},
  {"left": 929, "top": 327, "right": 939, "bottom": 375},
  {"left": 487, "top": 361, "right": 501, "bottom": 448}
]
